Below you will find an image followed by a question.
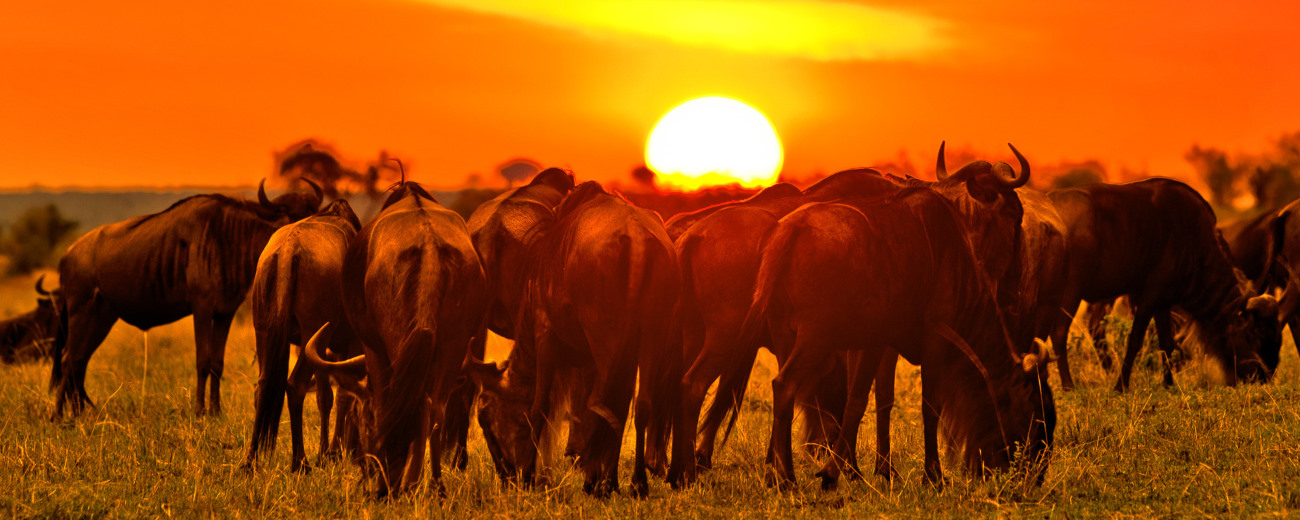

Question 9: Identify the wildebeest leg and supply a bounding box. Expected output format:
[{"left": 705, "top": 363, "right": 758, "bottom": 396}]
[
  {"left": 192, "top": 308, "right": 214, "bottom": 416},
  {"left": 398, "top": 406, "right": 430, "bottom": 495},
  {"left": 563, "top": 372, "right": 591, "bottom": 461},
  {"left": 328, "top": 391, "right": 353, "bottom": 458},
  {"left": 286, "top": 360, "right": 314, "bottom": 473},
  {"left": 579, "top": 364, "right": 636, "bottom": 498},
  {"left": 427, "top": 405, "right": 447, "bottom": 496},
  {"left": 767, "top": 332, "right": 822, "bottom": 491},
  {"left": 1086, "top": 300, "right": 1114, "bottom": 371},
  {"left": 1115, "top": 305, "right": 1155, "bottom": 392},
  {"left": 920, "top": 362, "right": 943, "bottom": 485},
  {"left": 1154, "top": 310, "right": 1178, "bottom": 387},
  {"left": 816, "top": 348, "right": 883, "bottom": 490},
  {"left": 1049, "top": 294, "right": 1082, "bottom": 389},
  {"left": 314, "top": 373, "right": 334, "bottom": 463},
  {"left": 53, "top": 299, "right": 117, "bottom": 419},
  {"left": 668, "top": 326, "right": 737, "bottom": 488},
  {"left": 206, "top": 312, "right": 235, "bottom": 416},
  {"left": 444, "top": 333, "right": 487, "bottom": 471},
  {"left": 695, "top": 346, "right": 760, "bottom": 471},
  {"left": 872, "top": 351, "right": 898, "bottom": 481}
]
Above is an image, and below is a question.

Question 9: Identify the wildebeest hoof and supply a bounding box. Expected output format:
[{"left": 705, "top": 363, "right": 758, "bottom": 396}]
[
  {"left": 630, "top": 478, "right": 649, "bottom": 499},
  {"left": 815, "top": 470, "right": 839, "bottom": 491},
  {"left": 290, "top": 460, "right": 312, "bottom": 474}
]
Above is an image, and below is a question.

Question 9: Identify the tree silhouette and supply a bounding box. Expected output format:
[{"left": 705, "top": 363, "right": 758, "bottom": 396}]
[
  {"left": 2, "top": 204, "right": 78, "bottom": 275},
  {"left": 498, "top": 159, "right": 541, "bottom": 188}
]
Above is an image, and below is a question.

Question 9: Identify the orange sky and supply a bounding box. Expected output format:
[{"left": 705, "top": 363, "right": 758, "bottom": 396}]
[{"left": 2, "top": 0, "right": 1298, "bottom": 189}]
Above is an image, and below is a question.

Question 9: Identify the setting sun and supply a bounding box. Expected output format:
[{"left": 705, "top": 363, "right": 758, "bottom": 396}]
[{"left": 645, "top": 96, "right": 783, "bottom": 191}]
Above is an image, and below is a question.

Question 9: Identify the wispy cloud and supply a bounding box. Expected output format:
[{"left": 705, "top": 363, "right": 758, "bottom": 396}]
[{"left": 422, "top": 0, "right": 947, "bottom": 61}]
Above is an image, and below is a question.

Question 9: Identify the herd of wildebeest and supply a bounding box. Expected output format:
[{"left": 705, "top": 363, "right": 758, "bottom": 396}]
[{"left": 5, "top": 142, "right": 1300, "bottom": 499}]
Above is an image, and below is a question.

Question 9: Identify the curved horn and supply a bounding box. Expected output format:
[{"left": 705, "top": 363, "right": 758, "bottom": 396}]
[
  {"left": 257, "top": 178, "right": 274, "bottom": 208},
  {"left": 35, "top": 274, "right": 51, "bottom": 297},
  {"left": 298, "top": 323, "right": 367, "bottom": 372},
  {"left": 302, "top": 177, "right": 324, "bottom": 207},
  {"left": 993, "top": 143, "right": 1031, "bottom": 189},
  {"left": 388, "top": 158, "right": 406, "bottom": 185},
  {"left": 935, "top": 141, "right": 948, "bottom": 180}
]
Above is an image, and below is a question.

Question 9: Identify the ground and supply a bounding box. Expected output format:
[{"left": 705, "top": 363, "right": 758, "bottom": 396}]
[{"left": 2, "top": 272, "right": 1299, "bottom": 518}]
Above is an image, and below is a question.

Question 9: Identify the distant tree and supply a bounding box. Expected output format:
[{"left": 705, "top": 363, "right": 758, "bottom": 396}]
[
  {"left": 630, "top": 164, "right": 657, "bottom": 191},
  {"left": 1186, "top": 145, "right": 1240, "bottom": 207},
  {"left": 499, "top": 159, "right": 541, "bottom": 188},
  {"left": 1, "top": 204, "right": 78, "bottom": 275},
  {"left": 1051, "top": 166, "right": 1105, "bottom": 190}
]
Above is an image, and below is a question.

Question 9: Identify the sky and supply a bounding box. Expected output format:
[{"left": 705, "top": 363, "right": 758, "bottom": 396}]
[{"left": 2, "top": 0, "right": 1298, "bottom": 189}]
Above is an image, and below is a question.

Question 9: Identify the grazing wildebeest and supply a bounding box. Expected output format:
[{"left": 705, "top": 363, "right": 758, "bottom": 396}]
[
  {"left": 0, "top": 276, "right": 60, "bottom": 364},
  {"left": 473, "top": 181, "right": 680, "bottom": 498},
  {"left": 744, "top": 187, "right": 1055, "bottom": 490},
  {"left": 667, "top": 170, "right": 899, "bottom": 488},
  {"left": 302, "top": 181, "right": 486, "bottom": 496},
  {"left": 242, "top": 199, "right": 363, "bottom": 472},
  {"left": 1048, "top": 178, "right": 1278, "bottom": 391},
  {"left": 457, "top": 168, "right": 575, "bottom": 469},
  {"left": 1263, "top": 200, "right": 1300, "bottom": 364},
  {"left": 1080, "top": 208, "right": 1288, "bottom": 374},
  {"left": 50, "top": 180, "right": 323, "bottom": 418}
]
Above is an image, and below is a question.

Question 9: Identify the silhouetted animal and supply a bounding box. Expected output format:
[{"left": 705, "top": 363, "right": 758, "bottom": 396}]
[
  {"left": 243, "top": 199, "right": 363, "bottom": 472},
  {"left": 0, "top": 276, "right": 60, "bottom": 364},
  {"left": 1047, "top": 178, "right": 1278, "bottom": 391},
  {"left": 667, "top": 170, "right": 897, "bottom": 488},
  {"left": 303, "top": 182, "right": 487, "bottom": 497},
  {"left": 458, "top": 168, "right": 576, "bottom": 468},
  {"left": 473, "top": 181, "right": 680, "bottom": 498},
  {"left": 50, "top": 180, "right": 323, "bottom": 418},
  {"left": 743, "top": 187, "right": 1055, "bottom": 490}
]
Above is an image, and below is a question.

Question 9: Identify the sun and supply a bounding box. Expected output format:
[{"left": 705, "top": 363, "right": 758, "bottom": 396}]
[{"left": 645, "top": 96, "right": 783, "bottom": 191}]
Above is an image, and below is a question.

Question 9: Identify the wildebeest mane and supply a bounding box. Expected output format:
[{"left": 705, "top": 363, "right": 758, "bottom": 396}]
[
  {"left": 379, "top": 181, "right": 437, "bottom": 211},
  {"left": 126, "top": 193, "right": 281, "bottom": 230}
]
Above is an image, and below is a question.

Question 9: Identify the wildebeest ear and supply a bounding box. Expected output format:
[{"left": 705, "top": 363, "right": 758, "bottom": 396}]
[
  {"left": 1023, "top": 338, "right": 1056, "bottom": 373},
  {"left": 1247, "top": 294, "right": 1279, "bottom": 319}
]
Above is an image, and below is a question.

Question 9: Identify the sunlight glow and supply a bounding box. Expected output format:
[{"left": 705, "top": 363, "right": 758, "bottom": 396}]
[
  {"left": 421, "top": 0, "right": 945, "bottom": 61},
  {"left": 645, "top": 97, "right": 783, "bottom": 191}
]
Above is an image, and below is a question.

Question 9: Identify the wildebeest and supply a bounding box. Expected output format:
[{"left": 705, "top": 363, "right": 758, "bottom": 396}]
[
  {"left": 242, "top": 199, "right": 363, "bottom": 472},
  {"left": 473, "top": 181, "right": 680, "bottom": 498},
  {"left": 0, "top": 276, "right": 60, "bottom": 364},
  {"left": 1264, "top": 199, "right": 1300, "bottom": 364},
  {"left": 50, "top": 180, "right": 323, "bottom": 418},
  {"left": 744, "top": 187, "right": 1055, "bottom": 490},
  {"left": 667, "top": 170, "right": 899, "bottom": 488},
  {"left": 458, "top": 168, "right": 575, "bottom": 468},
  {"left": 1047, "top": 178, "right": 1279, "bottom": 391},
  {"left": 302, "top": 181, "right": 486, "bottom": 496}
]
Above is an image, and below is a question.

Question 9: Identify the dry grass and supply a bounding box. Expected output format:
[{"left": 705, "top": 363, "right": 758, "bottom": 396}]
[{"left": 2, "top": 273, "right": 1300, "bottom": 518}]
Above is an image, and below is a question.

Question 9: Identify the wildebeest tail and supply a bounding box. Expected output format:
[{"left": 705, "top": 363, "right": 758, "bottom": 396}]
[
  {"left": 739, "top": 216, "right": 800, "bottom": 352},
  {"left": 248, "top": 252, "right": 299, "bottom": 458},
  {"left": 701, "top": 346, "right": 758, "bottom": 450}
]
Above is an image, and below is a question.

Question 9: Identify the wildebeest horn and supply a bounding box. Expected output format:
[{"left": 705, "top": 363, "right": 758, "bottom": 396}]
[
  {"left": 257, "top": 178, "right": 274, "bottom": 208},
  {"left": 35, "top": 274, "right": 51, "bottom": 297},
  {"left": 388, "top": 158, "right": 406, "bottom": 185},
  {"left": 992, "top": 143, "right": 1031, "bottom": 189},
  {"left": 299, "top": 323, "right": 367, "bottom": 372},
  {"left": 302, "top": 177, "right": 324, "bottom": 207},
  {"left": 935, "top": 141, "right": 948, "bottom": 180}
]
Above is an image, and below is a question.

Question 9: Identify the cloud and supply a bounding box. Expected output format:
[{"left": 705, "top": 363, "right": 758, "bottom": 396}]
[{"left": 421, "top": 0, "right": 947, "bottom": 61}]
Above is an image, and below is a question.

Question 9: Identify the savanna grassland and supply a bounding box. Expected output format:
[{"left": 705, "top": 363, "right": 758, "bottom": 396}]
[{"left": 3, "top": 272, "right": 1300, "bottom": 519}]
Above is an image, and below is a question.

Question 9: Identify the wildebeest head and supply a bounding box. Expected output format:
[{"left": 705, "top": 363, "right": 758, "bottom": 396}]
[
  {"left": 469, "top": 358, "right": 539, "bottom": 484},
  {"left": 1006, "top": 341, "right": 1057, "bottom": 480},
  {"left": 1221, "top": 292, "right": 1281, "bottom": 382},
  {"left": 1, "top": 275, "right": 61, "bottom": 364},
  {"left": 933, "top": 142, "right": 1030, "bottom": 281},
  {"left": 258, "top": 177, "right": 325, "bottom": 220}
]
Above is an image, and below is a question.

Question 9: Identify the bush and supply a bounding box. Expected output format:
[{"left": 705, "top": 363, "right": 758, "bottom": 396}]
[{"left": 1, "top": 204, "right": 77, "bottom": 275}]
